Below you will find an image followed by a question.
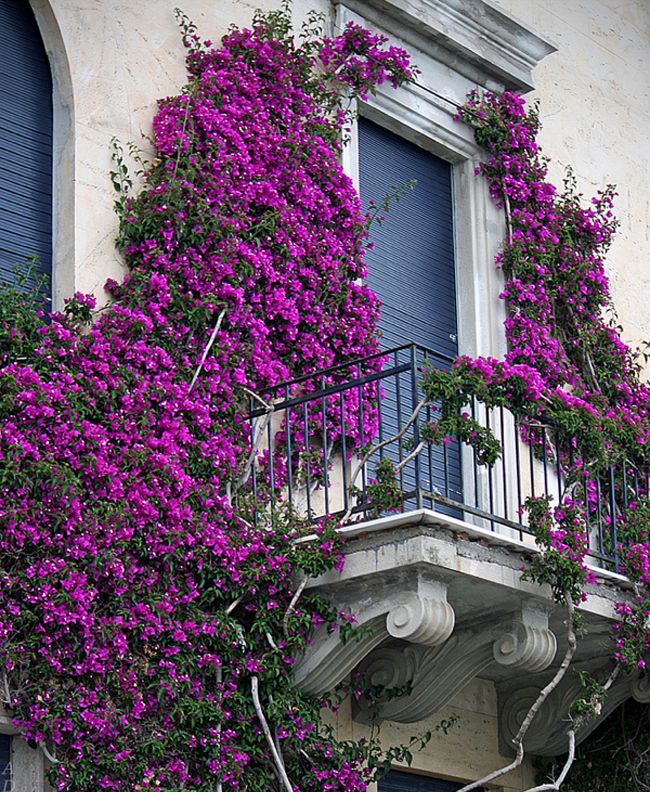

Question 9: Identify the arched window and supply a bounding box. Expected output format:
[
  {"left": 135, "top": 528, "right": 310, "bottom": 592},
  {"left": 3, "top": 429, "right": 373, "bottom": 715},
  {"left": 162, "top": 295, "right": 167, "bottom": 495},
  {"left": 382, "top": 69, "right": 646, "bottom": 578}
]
[{"left": 0, "top": 0, "right": 53, "bottom": 303}]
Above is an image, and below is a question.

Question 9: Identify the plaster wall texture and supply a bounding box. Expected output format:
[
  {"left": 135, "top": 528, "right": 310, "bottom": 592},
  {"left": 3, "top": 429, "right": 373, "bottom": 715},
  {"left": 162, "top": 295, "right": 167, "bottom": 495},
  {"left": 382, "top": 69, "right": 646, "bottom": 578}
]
[
  {"left": 341, "top": 678, "right": 536, "bottom": 791},
  {"left": 492, "top": 0, "right": 650, "bottom": 361},
  {"left": 37, "top": 0, "right": 328, "bottom": 308}
]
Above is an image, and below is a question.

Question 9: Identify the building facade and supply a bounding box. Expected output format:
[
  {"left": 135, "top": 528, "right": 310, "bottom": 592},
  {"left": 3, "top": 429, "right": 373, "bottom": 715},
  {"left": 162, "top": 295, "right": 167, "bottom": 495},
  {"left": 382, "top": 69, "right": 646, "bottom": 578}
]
[{"left": 1, "top": 0, "right": 649, "bottom": 790}]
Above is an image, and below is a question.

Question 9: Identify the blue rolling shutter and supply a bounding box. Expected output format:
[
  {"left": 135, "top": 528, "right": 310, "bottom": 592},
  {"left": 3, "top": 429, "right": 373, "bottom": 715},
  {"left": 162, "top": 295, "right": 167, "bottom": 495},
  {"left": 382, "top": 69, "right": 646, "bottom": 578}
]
[
  {"left": 0, "top": 0, "right": 53, "bottom": 300},
  {"left": 359, "top": 118, "right": 462, "bottom": 508},
  {"left": 0, "top": 734, "right": 10, "bottom": 791},
  {"left": 359, "top": 118, "right": 457, "bottom": 358},
  {"left": 380, "top": 770, "right": 476, "bottom": 791}
]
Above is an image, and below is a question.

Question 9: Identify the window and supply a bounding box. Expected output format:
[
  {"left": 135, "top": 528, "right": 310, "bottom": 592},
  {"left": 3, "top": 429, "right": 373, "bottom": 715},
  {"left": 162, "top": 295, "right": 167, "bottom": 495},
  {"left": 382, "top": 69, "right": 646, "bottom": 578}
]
[
  {"left": 358, "top": 117, "right": 457, "bottom": 358},
  {"left": 0, "top": 0, "right": 53, "bottom": 301},
  {"left": 358, "top": 116, "right": 463, "bottom": 509},
  {"left": 379, "top": 769, "right": 481, "bottom": 791}
]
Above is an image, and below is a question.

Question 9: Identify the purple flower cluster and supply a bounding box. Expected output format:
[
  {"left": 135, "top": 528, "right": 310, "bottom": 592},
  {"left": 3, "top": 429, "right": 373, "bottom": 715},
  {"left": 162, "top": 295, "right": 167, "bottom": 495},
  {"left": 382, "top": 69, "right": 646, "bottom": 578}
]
[
  {"left": 0, "top": 13, "right": 413, "bottom": 791},
  {"left": 457, "top": 91, "right": 649, "bottom": 663}
]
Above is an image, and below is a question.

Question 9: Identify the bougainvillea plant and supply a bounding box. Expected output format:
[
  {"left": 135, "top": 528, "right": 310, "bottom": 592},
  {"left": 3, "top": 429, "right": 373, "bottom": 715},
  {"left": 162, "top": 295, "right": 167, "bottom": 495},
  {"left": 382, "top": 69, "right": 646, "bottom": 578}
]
[
  {"left": 0, "top": 2, "right": 647, "bottom": 791},
  {"left": 451, "top": 91, "right": 649, "bottom": 657},
  {"left": 420, "top": 90, "right": 649, "bottom": 791},
  {"left": 0, "top": 7, "right": 422, "bottom": 791}
]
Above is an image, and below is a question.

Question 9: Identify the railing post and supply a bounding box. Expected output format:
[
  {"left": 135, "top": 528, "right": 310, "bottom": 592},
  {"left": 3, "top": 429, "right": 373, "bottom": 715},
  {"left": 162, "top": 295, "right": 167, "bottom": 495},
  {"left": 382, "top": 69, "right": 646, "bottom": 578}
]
[
  {"left": 608, "top": 464, "right": 619, "bottom": 574},
  {"left": 410, "top": 344, "right": 422, "bottom": 509}
]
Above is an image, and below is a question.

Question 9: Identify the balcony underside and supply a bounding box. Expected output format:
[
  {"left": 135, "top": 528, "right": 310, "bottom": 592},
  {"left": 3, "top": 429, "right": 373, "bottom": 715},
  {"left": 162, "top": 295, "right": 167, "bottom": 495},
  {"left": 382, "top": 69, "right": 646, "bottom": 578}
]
[{"left": 293, "top": 511, "right": 649, "bottom": 758}]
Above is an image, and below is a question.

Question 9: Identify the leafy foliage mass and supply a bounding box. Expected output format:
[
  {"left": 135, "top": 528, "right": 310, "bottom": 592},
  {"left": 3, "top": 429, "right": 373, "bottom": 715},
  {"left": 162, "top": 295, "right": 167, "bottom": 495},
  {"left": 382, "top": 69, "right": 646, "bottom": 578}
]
[{"left": 0, "top": 9, "right": 415, "bottom": 791}]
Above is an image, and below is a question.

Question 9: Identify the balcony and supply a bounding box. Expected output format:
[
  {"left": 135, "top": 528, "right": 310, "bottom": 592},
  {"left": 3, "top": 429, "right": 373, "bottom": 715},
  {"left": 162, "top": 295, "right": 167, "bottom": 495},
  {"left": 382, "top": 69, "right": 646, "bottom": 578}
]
[{"left": 241, "top": 344, "right": 649, "bottom": 756}]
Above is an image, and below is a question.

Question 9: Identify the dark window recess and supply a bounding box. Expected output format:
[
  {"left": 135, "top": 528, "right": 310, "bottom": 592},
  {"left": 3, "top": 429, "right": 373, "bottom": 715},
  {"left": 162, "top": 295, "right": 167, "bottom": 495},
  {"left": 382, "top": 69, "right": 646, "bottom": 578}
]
[
  {"left": 0, "top": 734, "right": 10, "bottom": 791},
  {"left": 0, "top": 0, "right": 53, "bottom": 301},
  {"left": 358, "top": 118, "right": 461, "bottom": 509},
  {"left": 380, "top": 769, "right": 482, "bottom": 792}
]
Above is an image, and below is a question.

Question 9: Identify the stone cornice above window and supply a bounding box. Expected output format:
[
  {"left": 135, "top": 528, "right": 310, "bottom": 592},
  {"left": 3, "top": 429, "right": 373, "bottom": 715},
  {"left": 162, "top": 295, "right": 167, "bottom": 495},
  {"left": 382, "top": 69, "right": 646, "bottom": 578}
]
[{"left": 335, "top": 0, "right": 556, "bottom": 92}]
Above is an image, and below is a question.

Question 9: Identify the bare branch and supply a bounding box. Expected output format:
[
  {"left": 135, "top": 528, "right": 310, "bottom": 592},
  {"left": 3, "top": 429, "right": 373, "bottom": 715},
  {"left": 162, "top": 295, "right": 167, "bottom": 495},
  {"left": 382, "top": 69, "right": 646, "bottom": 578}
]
[
  {"left": 189, "top": 309, "right": 226, "bottom": 393},
  {"left": 240, "top": 385, "right": 274, "bottom": 413},
  {"left": 225, "top": 596, "right": 242, "bottom": 615},
  {"left": 516, "top": 596, "right": 577, "bottom": 743},
  {"left": 523, "top": 730, "right": 576, "bottom": 792},
  {"left": 250, "top": 676, "right": 293, "bottom": 792},
  {"left": 1, "top": 673, "right": 10, "bottom": 706},
  {"left": 234, "top": 410, "right": 274, "bottom": 493},
  {"left": 394, "top": 440, "right": 426, "bottom": 475},
  {"left": 283, "top": 575, "right": 308, "bottom": 639},
  {"left": 40, "top": 742, "right": 58, "bottom": 764},
  {"left": 503, "top": 190, "right": 512, "bottom": 245},
  {"left": 344, "top": 396, "right": 429, "bottom": 522}
]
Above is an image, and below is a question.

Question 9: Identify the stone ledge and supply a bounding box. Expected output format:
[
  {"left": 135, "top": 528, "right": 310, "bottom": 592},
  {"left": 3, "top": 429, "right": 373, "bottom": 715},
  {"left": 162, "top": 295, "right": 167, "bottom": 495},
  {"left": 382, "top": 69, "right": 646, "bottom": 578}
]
[{"left": 335, "top": 0, "right": 557, "bottom": 92}]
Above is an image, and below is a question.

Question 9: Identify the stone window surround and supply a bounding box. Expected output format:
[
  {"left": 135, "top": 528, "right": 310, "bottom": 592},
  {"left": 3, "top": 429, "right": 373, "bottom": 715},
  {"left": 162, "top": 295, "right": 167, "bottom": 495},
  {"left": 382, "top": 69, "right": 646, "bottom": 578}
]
[
  {"left": 336, "top": 0, "right": 556, "bottom": 525},
  {"left": 337, "top": 0, "right": 556, "bottom": 363},
  {"left": 0, "top": 714, "right": 44, "bottom": 792}
]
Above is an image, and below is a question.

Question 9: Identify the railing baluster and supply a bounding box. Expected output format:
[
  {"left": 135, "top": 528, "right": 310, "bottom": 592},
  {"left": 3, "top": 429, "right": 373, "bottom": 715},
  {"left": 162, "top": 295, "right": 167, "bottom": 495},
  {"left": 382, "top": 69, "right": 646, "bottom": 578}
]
[
  {"left": 285, "top": 383, "right": 293, "bottom": 510},
  {"left": 339, "top": 391, "right": 348, "bottom": 513},
  {"left": 500, "top": 406, "right": 508, "bottom": 521},
  {"left": 321, "top": 373, "right": 329, "bottom": 516},
  {"left": 250, "top": 396, "right": 258, "bottom": 527},
  {"left": 356, "top": 360, "right": 367, "bottom": 516},
  {"left": 514, "top": 414, "right": 522, "bottom": 528},
  {"left": 411, "top": 345, "right": 422, "bottom": 509},
  {"left": 303, "top": 401, "right": 312, "bottom": 521},
  {"left": 471, "top": 397, "right": 479, "bottom": 512},
  {"left": 486, "top": 407, "right": 495, "bottom": 532},
  {"left": 267, "top": 412, "right": 275, "bottom": 519},
  {"left": 608, "top": 465, "right": 619, "bottom": 573}
]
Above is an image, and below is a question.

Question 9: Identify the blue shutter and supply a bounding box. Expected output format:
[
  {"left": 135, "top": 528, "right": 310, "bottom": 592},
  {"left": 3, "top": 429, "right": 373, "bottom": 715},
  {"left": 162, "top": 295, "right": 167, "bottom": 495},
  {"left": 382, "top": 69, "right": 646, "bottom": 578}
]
[
  {"left": 0, "top": 0, "right": 53, "bottom": 300},
  {"left": 380, "top": 770, "right": 478, "bottom": 791},
  {"left": 359, "top": 119, "right": 462, "bottom": 508},
  {"left": 0, "top": 734, "right": 10, "bottom": 791},
  {"left": 359, "top": 118, "right": 457, "bottom": 358}
]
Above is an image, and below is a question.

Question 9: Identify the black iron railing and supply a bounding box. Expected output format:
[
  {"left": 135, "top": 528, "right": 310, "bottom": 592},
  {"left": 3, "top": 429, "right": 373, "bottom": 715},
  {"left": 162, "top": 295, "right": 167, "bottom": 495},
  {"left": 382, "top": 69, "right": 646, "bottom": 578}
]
[{"left": 242, "top": 344, "right": 647, "bottom": 573}]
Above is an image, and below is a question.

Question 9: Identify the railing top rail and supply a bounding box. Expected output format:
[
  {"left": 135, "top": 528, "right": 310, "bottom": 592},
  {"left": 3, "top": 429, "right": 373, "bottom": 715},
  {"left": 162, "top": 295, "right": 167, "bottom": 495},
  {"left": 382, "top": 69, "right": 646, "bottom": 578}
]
[{"left": 254, "top": 342, "right": 455, "bottom": 394}]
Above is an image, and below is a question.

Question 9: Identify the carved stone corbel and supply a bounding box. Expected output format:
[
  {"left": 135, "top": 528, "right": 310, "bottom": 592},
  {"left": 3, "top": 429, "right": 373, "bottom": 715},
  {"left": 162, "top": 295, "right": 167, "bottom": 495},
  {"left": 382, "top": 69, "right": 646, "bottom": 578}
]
[
  {"left": 498, "top": 667, "right": 649, "bottom": 756},
  {"left": 355, "top": 599, "right": 557, "bottom": 724},
  {"left": 293, "top": 571, "right": 454, "bottom": 695},
  {"left": 493, "top": 601, "right": 557, "bottom": 673},
  {"left": 386, "top": 579, "right": 455, "bottom": 646}
]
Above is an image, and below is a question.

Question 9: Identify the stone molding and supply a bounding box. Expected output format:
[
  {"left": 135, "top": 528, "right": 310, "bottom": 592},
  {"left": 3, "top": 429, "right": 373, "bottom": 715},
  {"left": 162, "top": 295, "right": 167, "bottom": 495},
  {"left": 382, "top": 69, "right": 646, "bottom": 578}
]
[
  {"left": 335, "top": 0, "right": 556, "bottom": 93},
  {"left": 294, "top": 571, "right": 454, "bottom": 695}
]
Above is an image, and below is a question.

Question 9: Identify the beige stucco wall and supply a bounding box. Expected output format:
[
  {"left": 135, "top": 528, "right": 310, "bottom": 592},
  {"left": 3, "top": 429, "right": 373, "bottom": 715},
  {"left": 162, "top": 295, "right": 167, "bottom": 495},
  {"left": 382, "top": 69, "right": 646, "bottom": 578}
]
[
  {"left": 493, "top": 0, "right": 650, "bottom": 361},
  {"left": 35, "top": 0, "right": 329, "bottom": 308},
  {"left": 326, "top": 679, "right": 537, "bottom": 791}
]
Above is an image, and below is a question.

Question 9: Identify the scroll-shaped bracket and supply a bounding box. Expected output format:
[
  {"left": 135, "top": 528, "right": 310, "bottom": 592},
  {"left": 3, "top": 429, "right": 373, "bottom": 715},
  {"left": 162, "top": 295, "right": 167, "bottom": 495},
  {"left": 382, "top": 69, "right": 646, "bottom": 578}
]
[
  {"left": 498, "top": 667, "right": 648, "bottom": 757},
  {"left": 354, "top": 599, "right": 557, "bottom": 724},
  {"left": 386, "top": 578, "right": 455, "bottom": 646},
  {"left": 293, "top": 571, "right": 454, "bottom": 696},
  {"left": 631, "top": 672, "right": 650, "bottom": 703},
  {"left": 493, "top": 600, "right": 557, "bottom": 672}
]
